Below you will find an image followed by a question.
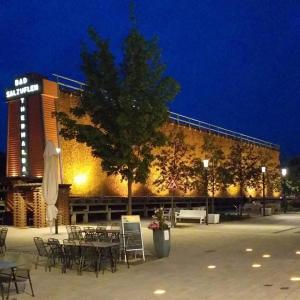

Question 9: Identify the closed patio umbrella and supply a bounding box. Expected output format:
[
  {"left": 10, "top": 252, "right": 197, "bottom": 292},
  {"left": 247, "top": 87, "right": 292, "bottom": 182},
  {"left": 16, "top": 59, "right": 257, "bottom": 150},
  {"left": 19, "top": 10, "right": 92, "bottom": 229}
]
[{"left": 42, "top": 140, "right": 59, "bottom": 233}]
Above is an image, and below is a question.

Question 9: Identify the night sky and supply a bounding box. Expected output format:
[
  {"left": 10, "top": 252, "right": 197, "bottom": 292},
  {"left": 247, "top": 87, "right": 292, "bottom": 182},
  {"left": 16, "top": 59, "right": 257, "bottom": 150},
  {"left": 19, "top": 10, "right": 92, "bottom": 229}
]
[{"left": 1, "top": 1, "right": 299, "bottom": 159}]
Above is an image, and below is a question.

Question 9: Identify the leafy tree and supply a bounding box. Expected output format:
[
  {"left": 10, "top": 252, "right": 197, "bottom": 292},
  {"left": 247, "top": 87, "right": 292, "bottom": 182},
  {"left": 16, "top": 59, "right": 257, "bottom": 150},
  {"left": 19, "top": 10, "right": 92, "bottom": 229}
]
[
  {"left": 153, "top": 129, "right": 194, "bottom": 194},
  {"left": 284, "top": 156, "right": 300, "bottom": 197},
  {"left": 153, "top": 129, "right": 194, "bottom": 225},
  {"left": 226, "top": 141, "right": 260, "bottom": 215},
  {"left": 56, "top": 25, "right": 180, "bottom": 214},
  {"left": 257, "top": 148, "right": 281, "bottom": 197},
  {"left": 191, "top": 135, "right": 231, "bottom": 213},
  {"left": 0, "top": 152, "right": 5, "bottom": 177}
]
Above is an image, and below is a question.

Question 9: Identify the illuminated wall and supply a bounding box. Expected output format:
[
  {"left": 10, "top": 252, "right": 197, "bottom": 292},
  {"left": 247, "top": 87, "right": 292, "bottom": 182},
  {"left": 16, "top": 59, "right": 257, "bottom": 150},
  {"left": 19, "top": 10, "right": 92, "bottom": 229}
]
[
  {"left": 6, "top": 75, "right": 280, "bottom": 198},
  {"left": 56, "top": 90, "right": 280, "bottom": 198}
]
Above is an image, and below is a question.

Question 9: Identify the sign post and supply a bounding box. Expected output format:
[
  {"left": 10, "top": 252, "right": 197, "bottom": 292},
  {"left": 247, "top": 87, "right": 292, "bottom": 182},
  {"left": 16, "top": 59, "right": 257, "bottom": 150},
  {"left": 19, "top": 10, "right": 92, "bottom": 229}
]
[
  {"left": 168, "top": 179, "right": 177, "bottom": 227},
  {"left": 121, "top": 215, "right": 145, "bottom": 262}
]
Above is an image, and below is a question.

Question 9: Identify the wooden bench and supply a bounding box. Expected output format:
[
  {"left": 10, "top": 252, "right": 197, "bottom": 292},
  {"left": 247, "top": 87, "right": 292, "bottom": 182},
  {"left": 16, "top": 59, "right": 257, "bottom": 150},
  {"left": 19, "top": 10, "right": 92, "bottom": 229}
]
[{"left": 175, "top": 209, "right": 206, "bottom": 224}]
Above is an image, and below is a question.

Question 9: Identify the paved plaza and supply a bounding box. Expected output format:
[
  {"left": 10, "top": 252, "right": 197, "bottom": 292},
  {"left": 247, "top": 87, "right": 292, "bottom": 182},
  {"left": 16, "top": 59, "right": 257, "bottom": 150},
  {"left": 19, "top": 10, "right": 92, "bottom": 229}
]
[{"left": 5, "top": 213, "right": 300, "bottom": 300}]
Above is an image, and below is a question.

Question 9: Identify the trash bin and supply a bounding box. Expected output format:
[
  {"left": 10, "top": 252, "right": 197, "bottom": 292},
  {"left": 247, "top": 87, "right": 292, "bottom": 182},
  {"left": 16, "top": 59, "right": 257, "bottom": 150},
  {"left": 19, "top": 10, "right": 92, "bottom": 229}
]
[
  {"left": 208, "top": 214, "right": 220, "bottom": 224},
  {"left": 261, "top": 208, "right": 272, "bottom": 216}
]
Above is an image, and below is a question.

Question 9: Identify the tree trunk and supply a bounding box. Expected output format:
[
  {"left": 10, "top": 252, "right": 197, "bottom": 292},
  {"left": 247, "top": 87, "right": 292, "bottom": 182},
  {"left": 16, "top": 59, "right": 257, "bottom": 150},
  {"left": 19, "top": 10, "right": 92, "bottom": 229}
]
[{"left": 127, "top": 178, "right": 133, "bottom": 215}]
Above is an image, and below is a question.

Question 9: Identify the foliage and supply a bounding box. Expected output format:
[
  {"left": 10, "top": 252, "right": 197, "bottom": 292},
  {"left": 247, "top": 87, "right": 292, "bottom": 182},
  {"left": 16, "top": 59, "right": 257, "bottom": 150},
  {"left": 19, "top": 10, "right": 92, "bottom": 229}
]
[
  {"left": 284, "top": 156, "right": 300, "bottom": 197},
  {"left": 226, "top": 141, "right": 260, "bottom": 198},
  {"left": 191, "top": 135, "right": 231, "bottom": 213},
  {"left": 0, "top": 152, "right": 5, "bottom": 177},
  {"left": 257, "top": 148, "right": 281, "bottom": 196},
  {"left": 148, "top": 207, "right": 170, "bottom": 230},
  {"left": 153, "top": 129, "right": 194, "bottom": 194},
  {"left": 193, "top": 135, "right": 231, "bottom": 197},
  {"left": 56, "top": 25, "right": 180, "bottom": 214}
]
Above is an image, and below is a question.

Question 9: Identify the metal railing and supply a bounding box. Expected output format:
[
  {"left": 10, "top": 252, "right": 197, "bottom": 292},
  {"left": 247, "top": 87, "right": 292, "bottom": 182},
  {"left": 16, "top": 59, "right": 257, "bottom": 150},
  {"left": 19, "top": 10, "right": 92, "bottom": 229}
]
[{"left": 52, "top": 73, "right": 279, "bottom": 150}]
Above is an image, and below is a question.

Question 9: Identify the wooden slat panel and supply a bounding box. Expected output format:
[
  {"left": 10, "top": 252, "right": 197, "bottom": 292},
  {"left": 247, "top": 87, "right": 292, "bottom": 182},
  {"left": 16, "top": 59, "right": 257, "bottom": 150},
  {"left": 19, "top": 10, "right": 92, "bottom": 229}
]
[
  {"left": 27, "top": 94, "right": 44, "bottom": 177},
  {"left": 42, "top": 95, "right": 58, "bottom": 147},
  {"left": 7, "top": 101, "right": 21, "bottom": 177}
]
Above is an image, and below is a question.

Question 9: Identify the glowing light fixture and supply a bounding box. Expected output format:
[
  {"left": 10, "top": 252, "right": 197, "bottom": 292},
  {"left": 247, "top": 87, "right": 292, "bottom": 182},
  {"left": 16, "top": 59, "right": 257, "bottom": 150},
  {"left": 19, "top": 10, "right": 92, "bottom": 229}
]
[
  {"left": 252, "top": 264, "right": 261, "bottom": 268},
  {"left": 207, "top": 265, "right": 216, "bottom": 269},
  {"left": 153, "top": 289, "right": 166, "bottom": 295},
  {"left": 56, "top": 148, "right": 61, "bottom": 154},
  {"left": 261, "top": 166, "right": 266, "bottom": 173},
  {"left": 295, "top": 251, "right": 300, "bottom": 255},
  {"left": 262, "top": 254, "right": 271, "bottom": 258},
  {"left": 245, "top": 248, "right": 253, "bottom": 252},
  {"left": 74, "top": 174, "right": 87, "bottom": 185},
  {"left": 281, "top": 168, "right": 287, "bottom": 177},
  {"left": 290, "top": 277, "right": 300, "bottom": 282},
  {"left": 203, "top": 159, "right": 209, "bottom": 168}
]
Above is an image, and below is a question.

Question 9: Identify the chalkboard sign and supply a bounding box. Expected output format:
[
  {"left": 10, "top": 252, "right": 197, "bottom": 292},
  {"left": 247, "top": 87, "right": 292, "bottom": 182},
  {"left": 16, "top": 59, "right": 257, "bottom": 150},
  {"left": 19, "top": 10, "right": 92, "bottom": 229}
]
[{"left": 121, "top": 215, "right": 145, "bottom": 261}]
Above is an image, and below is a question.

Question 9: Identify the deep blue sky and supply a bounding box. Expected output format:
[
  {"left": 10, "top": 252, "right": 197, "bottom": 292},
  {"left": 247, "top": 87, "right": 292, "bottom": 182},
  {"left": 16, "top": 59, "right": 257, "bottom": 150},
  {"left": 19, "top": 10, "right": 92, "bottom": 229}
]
[{"left": 1, "top": 1, "right": 299, "bottom": 160}]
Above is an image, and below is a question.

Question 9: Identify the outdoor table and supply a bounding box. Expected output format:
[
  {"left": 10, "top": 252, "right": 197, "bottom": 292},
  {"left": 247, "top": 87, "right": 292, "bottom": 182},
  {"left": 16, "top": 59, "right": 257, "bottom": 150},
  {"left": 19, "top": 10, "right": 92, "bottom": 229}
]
[{"left": 63, "top": 241, "right": 120, "bottom": 273}]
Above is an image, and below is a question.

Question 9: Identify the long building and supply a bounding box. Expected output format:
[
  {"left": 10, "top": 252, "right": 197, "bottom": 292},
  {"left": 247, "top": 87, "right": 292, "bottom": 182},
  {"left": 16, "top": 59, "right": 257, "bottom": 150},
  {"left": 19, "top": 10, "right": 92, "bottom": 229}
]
[{"left": 4, "top": 73, "right": 280, "bottom": 226}]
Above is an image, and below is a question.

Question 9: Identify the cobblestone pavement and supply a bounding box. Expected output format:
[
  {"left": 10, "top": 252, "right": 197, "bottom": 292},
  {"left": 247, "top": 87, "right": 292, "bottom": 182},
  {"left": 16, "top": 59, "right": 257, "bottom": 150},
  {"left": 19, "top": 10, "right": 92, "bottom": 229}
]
[{"left": 5, "top": 213, "right": 300, "bottom": 300}]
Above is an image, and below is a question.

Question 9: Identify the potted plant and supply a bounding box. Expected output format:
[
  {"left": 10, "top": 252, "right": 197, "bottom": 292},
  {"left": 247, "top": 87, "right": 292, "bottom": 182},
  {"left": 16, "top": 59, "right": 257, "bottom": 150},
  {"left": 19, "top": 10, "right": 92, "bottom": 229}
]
[{"left": 148, "top": 208, "right": 171, "bottom": 258}]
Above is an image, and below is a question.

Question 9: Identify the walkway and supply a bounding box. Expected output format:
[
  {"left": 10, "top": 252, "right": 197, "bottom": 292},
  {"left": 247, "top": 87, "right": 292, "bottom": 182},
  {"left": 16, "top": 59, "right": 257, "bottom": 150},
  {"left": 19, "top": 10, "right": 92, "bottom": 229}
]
[{"left": 6, "top": 213, "right": 300, "bottom": 300}]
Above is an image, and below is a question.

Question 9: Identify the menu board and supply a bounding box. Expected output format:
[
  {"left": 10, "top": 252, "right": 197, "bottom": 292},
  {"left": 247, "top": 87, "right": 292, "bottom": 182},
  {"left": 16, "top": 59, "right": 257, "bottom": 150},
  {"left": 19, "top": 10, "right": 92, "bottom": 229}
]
[{"left": 121, "top": 215, "right": 145, "bottom": 261}]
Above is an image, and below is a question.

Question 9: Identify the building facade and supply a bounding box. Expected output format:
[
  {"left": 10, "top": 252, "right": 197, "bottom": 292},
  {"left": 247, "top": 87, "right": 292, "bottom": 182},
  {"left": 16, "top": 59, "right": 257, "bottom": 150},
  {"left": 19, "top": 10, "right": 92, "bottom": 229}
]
[{"left": 5, "top": 74, "right": 280, "bottom": 201}]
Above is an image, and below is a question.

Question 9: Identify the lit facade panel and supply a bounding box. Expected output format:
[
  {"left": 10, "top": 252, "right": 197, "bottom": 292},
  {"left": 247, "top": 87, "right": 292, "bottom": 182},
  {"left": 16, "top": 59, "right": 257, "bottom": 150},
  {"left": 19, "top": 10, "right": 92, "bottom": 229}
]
[
  {"left": 7, "top": 100, "right": 21, "bottom": 177},
  {"left": 26, "top": 94, "right": 45, "bottom": 178}
]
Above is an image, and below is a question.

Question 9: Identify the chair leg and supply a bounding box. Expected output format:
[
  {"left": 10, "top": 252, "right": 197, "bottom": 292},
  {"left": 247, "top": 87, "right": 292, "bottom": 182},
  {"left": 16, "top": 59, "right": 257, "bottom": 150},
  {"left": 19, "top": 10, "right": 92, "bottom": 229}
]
[{"left": 27, "top": 271, "right": 35, "bottom": 297}]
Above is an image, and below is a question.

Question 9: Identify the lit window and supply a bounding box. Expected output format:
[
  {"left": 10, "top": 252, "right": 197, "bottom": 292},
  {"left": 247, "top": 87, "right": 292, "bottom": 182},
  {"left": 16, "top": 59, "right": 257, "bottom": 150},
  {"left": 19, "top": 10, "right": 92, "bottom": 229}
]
[
  {"left": 20, "top": 115, "right": 25, "bottom": 121},
  {"left": 20, "top": 123, "right": 25, "bottom": 129},
  {"left": 21, "top": 132, "right": 26, "bottom": 138}
]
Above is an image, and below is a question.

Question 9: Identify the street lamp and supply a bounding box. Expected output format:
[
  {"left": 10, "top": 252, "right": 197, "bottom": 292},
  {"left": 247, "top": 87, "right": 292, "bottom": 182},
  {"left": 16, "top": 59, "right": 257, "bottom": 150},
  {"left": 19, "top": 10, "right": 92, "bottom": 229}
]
[
  {"left": 261, "top": 166, "right": 266, "bottom": 216},
  {"left": 281, "top": 168, "right": 287, "bottom": 213},
  {"left": 203, "top": 159, "right": 209, "bottom": 225}
]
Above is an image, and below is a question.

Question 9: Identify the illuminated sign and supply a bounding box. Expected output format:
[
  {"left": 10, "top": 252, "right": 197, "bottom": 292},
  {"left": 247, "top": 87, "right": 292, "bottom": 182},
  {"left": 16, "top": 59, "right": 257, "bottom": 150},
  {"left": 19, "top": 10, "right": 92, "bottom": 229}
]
[
  {"left": 5, "top": 76, "right": 41, "bottom": 100},
  {"left": 19, "top": 96, "right": 29, "bottom": 176}
]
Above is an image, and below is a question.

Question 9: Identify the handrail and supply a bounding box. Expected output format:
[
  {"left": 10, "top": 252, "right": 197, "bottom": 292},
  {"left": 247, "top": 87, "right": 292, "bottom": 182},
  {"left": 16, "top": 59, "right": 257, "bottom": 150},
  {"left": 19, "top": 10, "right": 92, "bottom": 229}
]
[{"left": 52, "top": 73, "right": 279, "bottom": 150}]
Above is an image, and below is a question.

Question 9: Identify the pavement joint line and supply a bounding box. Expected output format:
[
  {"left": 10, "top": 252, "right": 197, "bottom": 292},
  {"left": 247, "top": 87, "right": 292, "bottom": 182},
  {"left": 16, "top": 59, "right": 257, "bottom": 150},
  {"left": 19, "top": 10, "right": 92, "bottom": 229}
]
[{"left": 273, "top": 227, "right": 299, "bottom": 234}]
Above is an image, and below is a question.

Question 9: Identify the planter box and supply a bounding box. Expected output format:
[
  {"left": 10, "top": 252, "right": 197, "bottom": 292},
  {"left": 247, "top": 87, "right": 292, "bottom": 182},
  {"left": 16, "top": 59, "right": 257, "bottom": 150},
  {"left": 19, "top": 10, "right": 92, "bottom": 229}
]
[{"left": 208, "top": 214, "right": 220, "bottom": 224}]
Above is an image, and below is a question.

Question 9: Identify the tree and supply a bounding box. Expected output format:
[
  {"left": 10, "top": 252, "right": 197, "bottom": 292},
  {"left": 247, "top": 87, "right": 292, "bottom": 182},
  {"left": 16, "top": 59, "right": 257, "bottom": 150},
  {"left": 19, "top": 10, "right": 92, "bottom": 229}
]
[
  {"left": 285, "top": 156, "right": 300, "bottom": 197},
  {"left": 153, "top": 129, "right": 194, "bottom": 225},
  {"left": 192, "top": 135, "right": 230, "bottom": 213},
  {"left": 257, "top": 148, "right": 280, "bottom": 197},
  {"left": 226, "top": 141, "right": 260, "bottom": 215},
  {"left": 56, "top": 25, "right": 180, "bottom": 214},
  {"left": 153, "top": 129, "right": 194, "bottom": 193},
  {"left": 0, "top": 152, "right": 5, "bottom": 177}
]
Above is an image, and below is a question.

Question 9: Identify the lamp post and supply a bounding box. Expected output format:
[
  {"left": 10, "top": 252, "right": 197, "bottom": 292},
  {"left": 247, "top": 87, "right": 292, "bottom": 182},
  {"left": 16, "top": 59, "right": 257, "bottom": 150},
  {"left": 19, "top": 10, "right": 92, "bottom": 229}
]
[
  {"left": 261, "top": 166, "right": 266, "bottom": 216},
  {"left": 55, "top": 147, "right": 61, "bottom": 234},
  {"left": 203, "top": 159, "right": 209, "bottom": 225},
  {"left": 281, "top": 168, "right": 287, "bottom": 213}
]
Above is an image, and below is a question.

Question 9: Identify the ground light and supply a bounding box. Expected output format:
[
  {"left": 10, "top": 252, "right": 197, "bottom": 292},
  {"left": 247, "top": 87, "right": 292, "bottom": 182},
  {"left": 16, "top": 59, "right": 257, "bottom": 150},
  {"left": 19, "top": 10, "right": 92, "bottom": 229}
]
[
  {"left": 245, "top": 248, "right": 253, "bottom": 252},
  {"left": 290, "top": 277, "right": 300, "bottom": 282},
  {"left": 252, "top": 264, "right": 261, "bottom": 268},
  {"left": 295, "top": 251, "right": 300, "bottom": 255},
  {"left": 207, "top": 265, "right": 216, "bottom": 269},
  {"left": 153, "top": 289, "right": 166, "bottom": 295},
  {"left": 262, "top": 254, "right": 271, "bottom": 258}
]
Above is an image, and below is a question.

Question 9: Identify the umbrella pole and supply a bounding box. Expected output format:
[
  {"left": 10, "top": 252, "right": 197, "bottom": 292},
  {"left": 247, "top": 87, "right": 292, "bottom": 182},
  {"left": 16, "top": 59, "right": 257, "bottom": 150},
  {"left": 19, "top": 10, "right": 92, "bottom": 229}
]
[{"left": 55, "top": 219, "right": 58, "bottom": 234}]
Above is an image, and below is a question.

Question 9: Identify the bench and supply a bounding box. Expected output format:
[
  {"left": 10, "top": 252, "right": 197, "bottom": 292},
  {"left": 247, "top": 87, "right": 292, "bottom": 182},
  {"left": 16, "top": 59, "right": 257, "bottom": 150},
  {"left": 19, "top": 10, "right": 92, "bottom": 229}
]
[{"left": 175, "top": 209, "right": 206, "bottom": 224}]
